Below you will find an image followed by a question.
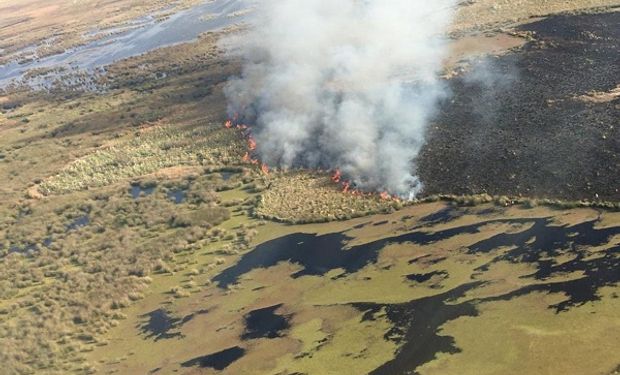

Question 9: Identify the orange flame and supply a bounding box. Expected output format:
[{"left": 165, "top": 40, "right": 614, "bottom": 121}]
[
  {"left": 342, "top": 181, "right": 351, "bottom": 193},
  {"left": 248, "top": 138, "right": 257, "bottom": 151},
  {"left": 224, "top": 117, "right": 272, "bottom": 176},
  {"left": 261, "top": 163, "right": 270, "bottom": 175},
  {"left": 331, "top": 169, "right": 341, "bottom": 183},
  {"left": 379, "top": 192, "right": 390, "bottom": 200}
]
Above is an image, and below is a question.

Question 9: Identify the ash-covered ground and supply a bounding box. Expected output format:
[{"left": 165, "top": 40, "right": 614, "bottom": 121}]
[{"left": 419, "top": 11, "right": 619, "bottom": 201}]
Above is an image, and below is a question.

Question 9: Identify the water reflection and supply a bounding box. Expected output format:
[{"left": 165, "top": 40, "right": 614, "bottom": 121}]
[
  {"left": 181, "top": 346, "right": 245, "bottom": 370},
  {"left": 131, "top": 184, "right": 156, "bottom": 199},
  {"left": 211, "top": 213, "right": 620, "bottom": 374},
  {"left": 0, "top": 0, "right": 251, "bottom": 89}
]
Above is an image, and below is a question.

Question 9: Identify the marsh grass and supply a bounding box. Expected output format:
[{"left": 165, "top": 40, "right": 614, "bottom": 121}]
[
  {"left": 255, "top": 180, "right": 620, "bottom": 224},
  {"left": 0, "top": 8, "right": 618, "bottom": 374},
  {"left": 40, "top": 125, "right": 246, "bottom": 194},
  {"left": 429, "top": 194, "right": 620, "bottom": 211},
  {"left": 0, "top": 26, "right": 257, "bottom": 374},
  {"left": 0, "top": 174, "right": 236, "bottom": 373},
  {"left": 255, "top": 172, "right": 404, "bottom": 224}
]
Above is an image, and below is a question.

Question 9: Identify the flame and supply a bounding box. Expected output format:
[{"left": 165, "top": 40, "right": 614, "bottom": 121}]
[
  {"left": 248, "top": 138, "right": 257, "bottom": 151},
  {"left": 226, "top": 117, "right": 405, "bottom": 197},
  {"left": 330, "top": 170, "right": 358, "bottom": 196},
  {"left": 342, "top": 181, "right": 351, "bottom": 193},
  {"left": 334, "top": 177, "right": 393, "bottom": 200},
  {"left": 261, "top": 163, "right": 270, "bottom": 175},
  {"left": 331, "top": 169, "right": 341, "bottom": 183},
  {"left": 234, "top": 124, "right": 399, "bottom": 198},
  {"left": 225, "top": 119, "right": 270, "bottom": 174}
]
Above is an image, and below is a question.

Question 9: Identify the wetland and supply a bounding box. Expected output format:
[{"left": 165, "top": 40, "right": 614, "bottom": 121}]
[{"left": 0, "top": 1, "right": 618, "bottom": 374}]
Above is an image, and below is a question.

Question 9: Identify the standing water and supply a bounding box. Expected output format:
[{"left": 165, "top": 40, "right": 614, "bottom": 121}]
[{"left": 0, "top": 0, "right": 251, "bottom": 89}]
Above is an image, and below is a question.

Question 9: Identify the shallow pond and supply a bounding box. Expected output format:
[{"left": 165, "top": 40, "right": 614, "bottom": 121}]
[
  {"left": 211, "top": 214, "right": 620, "bottom": 374},
  {"left": 167, "top": 189, "right": 187, "bottom": 204},
  {"left": 131, "top": 184, "right": 156, "bottom": 199},
  {"left": 66, "top": 215, "right": 90, "bottom": 231},
  {"left": 140, "top": 309, "right": 182, "bottom": 341},
  {"left": 0, "top": 0, "right": 251, "bottom": 89},
  {"left": 181, "top": 346, "right": 245, "bottom": 370},
  {"left": 241, "top": 304, "right": 290, "bottom": 340}
]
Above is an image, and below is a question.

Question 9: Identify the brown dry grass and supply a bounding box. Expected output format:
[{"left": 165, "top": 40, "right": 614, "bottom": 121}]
[
  {"left": 453, "top": 0, "right": 620, "bottom": 33},
  {"left": 576, "top": 85, "right": 620, "bottom": 103}
]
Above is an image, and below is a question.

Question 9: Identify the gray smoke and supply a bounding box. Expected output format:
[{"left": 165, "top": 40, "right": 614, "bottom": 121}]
[{"left": 223, "top": 0, "right": 457, "bottom": 198}]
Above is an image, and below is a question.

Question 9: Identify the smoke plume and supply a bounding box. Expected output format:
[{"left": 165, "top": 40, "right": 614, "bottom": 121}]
[{"left": 223, "top": 0, "right": 457, "bottom": 198}]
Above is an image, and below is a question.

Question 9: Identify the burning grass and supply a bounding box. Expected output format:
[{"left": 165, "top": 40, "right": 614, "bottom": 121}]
[
  {"left": 255, "top": 171, "right": 404, "bottom": 224},
  {"left": 0, "top": 3, "right": 618, "bottom": 374},
  {"left": 254, "top": 174, "right": 619, "bottom": 225}
]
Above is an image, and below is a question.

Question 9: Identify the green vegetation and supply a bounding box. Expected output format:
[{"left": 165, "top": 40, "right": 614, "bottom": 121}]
[
  {"left": 0, "top": 30, "right": 264, "bottom": 372},
  {"left": 255, "top": 172, "right": 405, "bottom": 224},
  {"left": 39, "top": 125, "right": 245, "bottom": 194},
  {"left": 0, "top": 2, "right": 618, "bottom": 374},
  {"left": 84, "top": 203, "right": 620, "bottom": 375},
  {"left": 0, "top": 173, "right": 252, "bottom": 373}
]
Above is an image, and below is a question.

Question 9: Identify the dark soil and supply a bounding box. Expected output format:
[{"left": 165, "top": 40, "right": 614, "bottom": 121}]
[{"left": 419, "top": 11, "right": 619, "bottom": 201}]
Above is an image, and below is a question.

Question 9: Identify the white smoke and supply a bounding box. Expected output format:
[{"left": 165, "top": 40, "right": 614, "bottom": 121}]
[{"left": 223, "top": 0, "right": 457, "bottom": 198}]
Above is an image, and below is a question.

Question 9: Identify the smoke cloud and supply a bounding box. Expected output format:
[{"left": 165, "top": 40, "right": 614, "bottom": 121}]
[{"left": 223, "top": 0, "right": 457, "bottom": 198}]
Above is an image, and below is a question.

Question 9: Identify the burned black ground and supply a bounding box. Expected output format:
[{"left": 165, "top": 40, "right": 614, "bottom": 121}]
[{"left": 419, "top": 11, "right": 620, "bottom": 201}]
